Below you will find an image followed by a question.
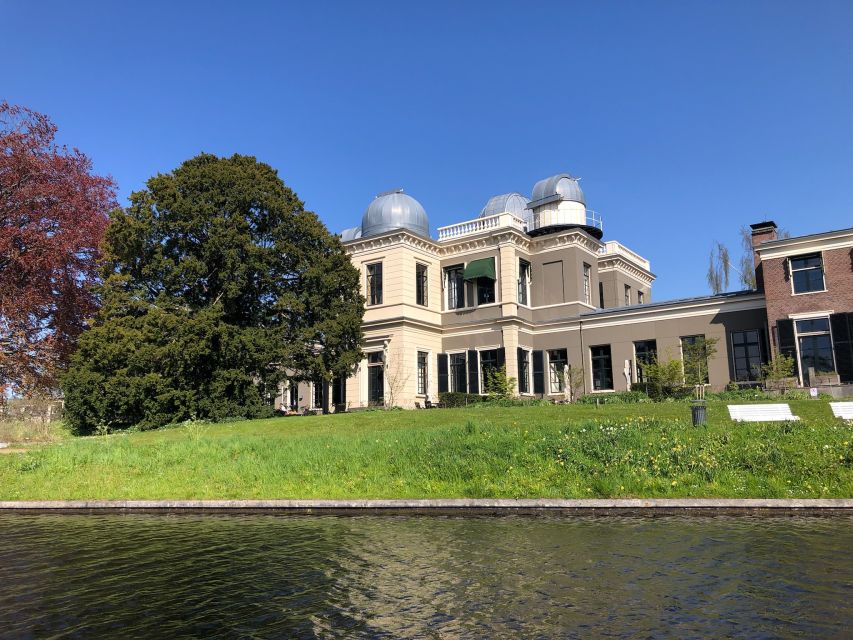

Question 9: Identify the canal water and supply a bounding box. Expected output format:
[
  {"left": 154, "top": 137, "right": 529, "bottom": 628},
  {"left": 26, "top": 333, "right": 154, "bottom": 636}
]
[{"left": 0, "top": 513, "right": 851, "bottom": 638}]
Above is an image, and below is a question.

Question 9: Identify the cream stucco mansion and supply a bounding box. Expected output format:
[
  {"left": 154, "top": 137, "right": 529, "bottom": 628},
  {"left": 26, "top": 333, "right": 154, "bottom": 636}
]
[{"left": 277, "top": 173, "right": 853, "bottom": 412}]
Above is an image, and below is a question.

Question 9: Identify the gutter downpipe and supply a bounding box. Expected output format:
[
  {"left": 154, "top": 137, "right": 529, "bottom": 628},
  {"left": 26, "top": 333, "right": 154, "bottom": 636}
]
[{"left": 579, "top": 319, "right": 587, "bottom": 395}]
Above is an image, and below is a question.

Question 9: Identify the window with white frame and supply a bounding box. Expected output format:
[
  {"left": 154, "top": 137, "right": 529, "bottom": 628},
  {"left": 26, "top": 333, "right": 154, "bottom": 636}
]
[
  {"left": 637, "top": 290, "right": 645, "bottom": 304},
  {"left": 548, "top": 349, "right": 567, "bottom": 393},
  {"left": 518, "top": 349, "right": 530, "bottom": 393},
  {"left": 450, "top": 353, "right": 467, "bottom": 392},
  {"left": 445, "top": 265, "right": 464, "bottom": 309},
  {"left": 480, "top": 349, "right": 499, "bottom": 393},
  {"left": 583, "top": 263, "right": 591, "bottom": 305},
  {"left": 624, "top": 284, "right": 631, "bottom": 306},
  {"left": 795, "top": 317, "right": 835, "bottom": 382},
  {"left": 790, "top": 254, "right": 825, "bottom": 294},
  {"left": 366, "top": 262, "right": 383, "bottom": 305},
  {"left": 518, "top": 259, "right": 531, "bottom": 305},
  {"left": 416, "top": 263, "right": 428, "bottom": 306},
  {"left": 416, "top": 351, "right": 428, "bottom": 395},
  {"left": 591, "top": 345, "right": 614, "bottom": 390}
]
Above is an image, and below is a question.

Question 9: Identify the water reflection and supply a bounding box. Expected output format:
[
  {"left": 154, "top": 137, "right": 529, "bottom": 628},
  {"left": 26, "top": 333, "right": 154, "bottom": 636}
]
[{"left": 0, "top": 514, "right": 851, "bottom": 638}]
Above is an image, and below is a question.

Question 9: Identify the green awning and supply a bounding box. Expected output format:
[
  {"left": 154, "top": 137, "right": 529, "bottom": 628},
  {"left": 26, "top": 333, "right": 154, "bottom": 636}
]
[{"left": 463, "top": 257, "right": 496, "bottom": 281}]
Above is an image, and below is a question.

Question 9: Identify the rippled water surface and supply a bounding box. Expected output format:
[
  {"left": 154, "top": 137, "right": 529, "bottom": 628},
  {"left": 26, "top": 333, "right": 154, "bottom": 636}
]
[{"left": 1, "top": 513, "right": 851, "bottom": 638}]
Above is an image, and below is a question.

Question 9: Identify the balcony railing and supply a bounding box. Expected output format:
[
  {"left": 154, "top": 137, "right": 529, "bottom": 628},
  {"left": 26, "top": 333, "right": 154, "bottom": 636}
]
[
  {"left": 437, "top": 212, "right": 526, "bottom": 241},
  {"left": 598, "top": 241, "right": 651, "bottom": 271}
]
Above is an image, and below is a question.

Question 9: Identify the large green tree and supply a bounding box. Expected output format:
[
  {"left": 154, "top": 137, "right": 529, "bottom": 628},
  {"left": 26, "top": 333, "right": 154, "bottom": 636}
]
[{"left": 63, "top": 154, "right": 364, "bottom": 432}]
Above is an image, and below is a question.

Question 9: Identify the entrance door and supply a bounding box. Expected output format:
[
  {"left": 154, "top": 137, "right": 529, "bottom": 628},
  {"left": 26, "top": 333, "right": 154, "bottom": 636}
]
[
  {"left": 799, "top": 334, "right": 834, "bottom": 384},
  {"left": 288, "top": 384, "right": 298, "bottom": 411}
]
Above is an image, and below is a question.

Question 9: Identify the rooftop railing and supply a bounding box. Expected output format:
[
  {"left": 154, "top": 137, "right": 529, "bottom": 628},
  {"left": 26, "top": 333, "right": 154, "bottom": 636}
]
[
  {"left": 437, "top": 212, "right": 526, "bottom": 241},
  {"left": 598, "top": 241, "right": 651, "bottom": 270}
]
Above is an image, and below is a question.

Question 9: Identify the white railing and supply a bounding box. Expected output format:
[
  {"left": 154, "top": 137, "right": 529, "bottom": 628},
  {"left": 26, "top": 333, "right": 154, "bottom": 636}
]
[
  {"left": 598, "top": 241, "right": 651, "bottom": 270},
  {"left": 525, "top": 209, "right": 604, "bottom": 233},
  {"left": 437, "top": 212, "right": 526, "bottom": 241}
]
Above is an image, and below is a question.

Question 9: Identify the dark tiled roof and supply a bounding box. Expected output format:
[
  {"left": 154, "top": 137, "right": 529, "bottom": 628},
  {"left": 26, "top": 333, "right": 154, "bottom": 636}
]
[{"left": 580, "top": 290, "right": 762, "bottom": 317}]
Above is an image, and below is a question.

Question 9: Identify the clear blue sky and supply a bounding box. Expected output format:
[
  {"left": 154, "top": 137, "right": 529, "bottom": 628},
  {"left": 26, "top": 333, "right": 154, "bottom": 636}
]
[{"left": 4, "top": 1, "right": 852, "bottom": 301}]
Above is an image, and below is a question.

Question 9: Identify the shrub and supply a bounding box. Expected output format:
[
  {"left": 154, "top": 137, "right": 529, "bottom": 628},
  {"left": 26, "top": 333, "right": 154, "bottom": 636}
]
[
  {"left": 438, "top": 392, "right": 486, "bottom": 408},
  {"left": 483, "top": 367, "right": 516, "bottom": 399},
  {"left": 576, "top": 390, "right": 652, "bottom": 405}
]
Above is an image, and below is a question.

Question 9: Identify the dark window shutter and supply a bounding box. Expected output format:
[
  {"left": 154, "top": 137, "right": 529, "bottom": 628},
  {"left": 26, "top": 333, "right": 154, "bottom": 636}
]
[
  {"left": 496, "top": 347, "right": 506, "bottom": 370},
  {"left": 467, "top": 350, "right": 479, "bottom": 394},
  {"left": 777, "top": 319, "right": 798, "bottom": 377},
  {"left": 831, "top": 313, "right": 853, "bottom": 383},
  {"left": 532, "top": 350, "right": 545, "bottom": 394},
  {"left": 437, "top": 353, "right": 449, "bottom": 393}
]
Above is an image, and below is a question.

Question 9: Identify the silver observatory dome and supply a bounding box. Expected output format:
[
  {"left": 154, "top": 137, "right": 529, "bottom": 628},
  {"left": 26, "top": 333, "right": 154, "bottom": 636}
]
[
  {"left": 479, "top": 192, "right": 530, "bottom": 218},
  {"left": 530, "top": 174, "right": 585, "bottom": 206},
  {"left": 360, "top": 189, "right": 430, "bottom": 238}
]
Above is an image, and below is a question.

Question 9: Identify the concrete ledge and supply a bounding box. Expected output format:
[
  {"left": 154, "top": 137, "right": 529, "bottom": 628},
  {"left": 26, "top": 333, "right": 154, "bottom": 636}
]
[{"left": 1, "top": 498, "right": 852, "bottom": 515}]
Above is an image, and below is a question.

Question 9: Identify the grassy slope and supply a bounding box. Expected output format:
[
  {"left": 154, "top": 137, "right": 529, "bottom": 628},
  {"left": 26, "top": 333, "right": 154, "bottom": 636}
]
[{"left": 1, "top": 401, "right": 851, "bottom": 500}]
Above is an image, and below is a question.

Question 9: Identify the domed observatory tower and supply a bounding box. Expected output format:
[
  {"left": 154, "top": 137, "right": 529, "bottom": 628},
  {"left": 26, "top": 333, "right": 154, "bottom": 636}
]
[
  {"left": 479, "top": 192, "right": 530, "bottom": 219},
  {"left": 525, "top": 174, "right": 603, "bottom": 239},
  {"left": 360, "top": 189, "right": 430, "bottom": 239}
]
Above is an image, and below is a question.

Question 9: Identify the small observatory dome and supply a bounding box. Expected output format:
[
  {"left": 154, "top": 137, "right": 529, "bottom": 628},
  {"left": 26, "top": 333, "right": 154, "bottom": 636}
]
[
  {"left": 340, "top": 226, "right": 362, "bottom": 242},
  {"left": 479, "top": 192, "right": 530, "bottom": 218},
  {"left": 526, "top": 173, "right": 601, "bottom": 239},
  {"left": 360, "top": 189, "right": 430, "bottom": 238},
  {"left": 530, "top": 174, "right": 585, "bottom": 206}
]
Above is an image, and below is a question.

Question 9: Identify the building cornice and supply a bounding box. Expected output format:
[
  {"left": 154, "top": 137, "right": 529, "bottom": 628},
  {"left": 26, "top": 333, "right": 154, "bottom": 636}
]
[
  {"left": 344, "top": 230, "right": 440, "bottom": 257},
  {"left": 344, "top": 226, "right": 611, "bottom": 260},
  {"left": 756, "top": 227, "right": 853, "bottom": 260},
  {"left": 597, "top": 256, "right": 656, "bottom": 286}
]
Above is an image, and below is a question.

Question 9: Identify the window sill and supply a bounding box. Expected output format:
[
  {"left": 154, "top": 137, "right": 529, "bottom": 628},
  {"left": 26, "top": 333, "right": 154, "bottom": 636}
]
[
  {"left": 791, "top": 289, "right": 827, "bottom": 296},
  {"left": 590, "top": 389, "right": 616, "bottom": 393}
]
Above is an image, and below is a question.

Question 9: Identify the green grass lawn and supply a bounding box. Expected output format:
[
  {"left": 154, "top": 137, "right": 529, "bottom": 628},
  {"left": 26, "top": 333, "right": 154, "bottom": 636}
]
[{"left": 1, "top": 400, "right": 852, "bottom": 500}]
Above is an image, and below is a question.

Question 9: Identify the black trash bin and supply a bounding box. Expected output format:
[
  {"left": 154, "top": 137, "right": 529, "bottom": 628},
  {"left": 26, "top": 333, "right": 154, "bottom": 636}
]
[{"left": 691, "top": 401, "right": 707, "bottom": 426}]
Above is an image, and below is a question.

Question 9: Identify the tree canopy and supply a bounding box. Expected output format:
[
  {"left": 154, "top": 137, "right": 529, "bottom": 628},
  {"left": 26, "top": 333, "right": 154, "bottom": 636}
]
[
  {"left": 0, "top": 101, "right": 117, "bottom": 395},
  {"left": 63, "top": 153, "right": 364, "bottom": 432}
]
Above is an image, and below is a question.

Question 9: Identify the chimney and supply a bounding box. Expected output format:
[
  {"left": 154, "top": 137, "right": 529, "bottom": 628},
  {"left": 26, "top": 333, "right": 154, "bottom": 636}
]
[{"left": 749, "top": 221, "right": 777, "bottom": 292}]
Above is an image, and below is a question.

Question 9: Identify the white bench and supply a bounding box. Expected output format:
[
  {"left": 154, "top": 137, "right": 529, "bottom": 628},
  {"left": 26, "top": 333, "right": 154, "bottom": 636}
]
[
  {"left": 830, "top": 402, "right": 853, "bottom": 420},
  {"left": 727, "top": 404, "right": 800, "bottom": 422}
]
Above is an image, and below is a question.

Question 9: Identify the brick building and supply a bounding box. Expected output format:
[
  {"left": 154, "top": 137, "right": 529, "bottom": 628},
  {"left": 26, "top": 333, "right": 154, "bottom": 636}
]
[{"left": 752, "top": 222, "right": 853, "bottom": 386}]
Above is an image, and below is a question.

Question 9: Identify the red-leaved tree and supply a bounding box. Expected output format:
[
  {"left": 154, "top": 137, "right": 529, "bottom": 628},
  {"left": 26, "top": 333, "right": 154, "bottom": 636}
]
[{"left": 1, "top": 101, "right": 117, "bottom": 396}]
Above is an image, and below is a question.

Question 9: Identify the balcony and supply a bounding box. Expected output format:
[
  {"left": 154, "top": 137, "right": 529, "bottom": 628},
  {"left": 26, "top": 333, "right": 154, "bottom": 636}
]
[
  {"left": 437, "top": 212, "right": 526, "bottom": 241},
  {"left": 598, "top": 241, "right": 651, "bottom": 271}
]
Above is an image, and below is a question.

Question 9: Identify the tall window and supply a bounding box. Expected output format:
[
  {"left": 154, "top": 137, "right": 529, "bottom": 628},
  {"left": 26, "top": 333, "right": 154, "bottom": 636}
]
[
  {"left": 477, "top": 278, "right": 495, "bottom": 305},
  {"left": 796, "top": 318, "right": 834, "bottom": 383},
  {"left": 583, "top": 263, "right": 591, "bottom": 305},
  {"left": 450, "top": 353, "right": 467, "bottom": 392},
  {"left": 790, "top": 254, "right": 825, "bottom": 294},
  {"left": 599, "top": 282, "right": 605, "bottom": 308},
  {"left": 416, "top": 263, "right": 428, "bottom": 306},
  {"left": 624, "top": 284, "right": 631, "bottom": 306},
  {"left": 634, "top": 340, "right": 657, "bottom": 384},
  {"left": 480, "top": 349, "right": 499, "bottom": 392},
  {"left": 445, "top": 265, "right": 464, "bottom": 309},
  {"left": 548, "top": 348, "right": 568, "bottom": 393},
  {"left": 638, "top": 291, "right": 645, "bottom": 304},
  {"left": 313, "top": 380, "right": 324, "bottom": 409},
  {"left": 730, "top": 330, "right": 764, "bottom": 382},
  {"left": 417, "top": 351, "right": 428, "bottom": 394},
  {"left": 681, "top": 335, "right": 710, "bottom": 385},
  {"left": 366, "top": 262, "right": 383, "bottom": 305},
  {"left": 591, "top": 345, "right": 613, "bottom": 390},
  {"left": 367, "top": 351, "right": 384, "bottom": 406},
  {"left": 518, "top": 260, "right": 531, "bottom": 305},
  {"left": 518, "top": 349, "right": 530, "bottom": 393}
]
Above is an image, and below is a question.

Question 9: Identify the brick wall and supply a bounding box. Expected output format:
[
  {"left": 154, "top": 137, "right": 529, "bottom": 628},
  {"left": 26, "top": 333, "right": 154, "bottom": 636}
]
[{"left": 762, "top": 245, "right": 853, "bottom": 352}]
